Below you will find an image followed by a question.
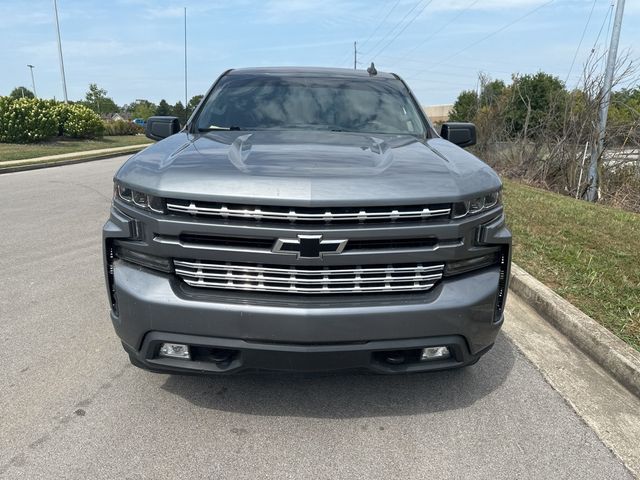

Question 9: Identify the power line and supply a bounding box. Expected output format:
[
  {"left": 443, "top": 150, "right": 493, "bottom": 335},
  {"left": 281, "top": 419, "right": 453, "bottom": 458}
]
[
  {"left": 571, "top": 1, "right": 614, "bottom": 89},
  {"left": 337, "top": 1, "right": 400, "bottom": 67},
  {"left": 338, "top": 49, "right": 352, "bottom": 68},
  {"left": 399, "top": 76, "right": 478, "bottom": 89},
  {"left": 399, "top": 0, "right": 480, "bottom": 60},
  {"left": 362, "top": 0, "right": 425, "bottom": 57},
  {"left": 358, "top": 0, "right": 401, "bottom": 51},
  {"left": 406, "top": 0, "right": 555, "bottom": 80},
  {"left": 573, "top": 1, "right": 614, "bottom": 87},
  {"left": 591, "top": 1, "right": 615, "bottom": 53},
  {"left": 370, "top": 0, "right": 434, "bottom": 61},
  {"left": 565, "top": 0, "right": 597, "bottom": 84},
  {"left": 604, "top": 1, "right": 614, "bottom": 44},
  {"left": 375, "top": 53, "right": 515, "bottom": 72},
  {"left": 377, "top": 53, "right": 590, "bottom": 85}
]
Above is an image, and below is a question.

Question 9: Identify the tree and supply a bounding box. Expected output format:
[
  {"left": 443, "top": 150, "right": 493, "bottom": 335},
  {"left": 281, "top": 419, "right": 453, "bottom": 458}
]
[
  {"left": 449, "top": 90, "right": 478, "bottom": 122},
  {"left": 127, "top": 99, "right": 156, "bottom": 120},
  {"left": 84, "top": 83, "right": 118, "bottom": 115},
  {"left": 9, "top": 86, "right": 35, "bottom": 99},
  {"left": 186, "top": 94, "right": 204, "bottom": 117},
  {"left": 171, "top": 101, "right": 186, "bottom": 122},
  {"left": 609, "top": 88, "right": 640, "bottom": 125},
  {"left": 504, "top": 72, "right": 566, "bottom": 137},
  {"left": 480, "top": 79, "right": 506, "bottom": 108},
  {"left": 155, "top": 99, "right": 172, "bottom": 116},
  {"left": 607, "top": 87, "right": 640, "bottom": 146}
]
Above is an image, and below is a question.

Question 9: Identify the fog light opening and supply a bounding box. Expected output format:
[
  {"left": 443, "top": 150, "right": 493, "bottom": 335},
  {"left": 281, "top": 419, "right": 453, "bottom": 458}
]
[
  {"left": 159, "top": 343, "right": 191, "bottom": 360},
  {"left": 208, "top": 348, "right": 233, "bottom": 363},
  {"left": 421, "top": 346, "right": 450, "bottom": 361},
  {"left": 384, "top": 351, "right": 406, "bottom": 365}
]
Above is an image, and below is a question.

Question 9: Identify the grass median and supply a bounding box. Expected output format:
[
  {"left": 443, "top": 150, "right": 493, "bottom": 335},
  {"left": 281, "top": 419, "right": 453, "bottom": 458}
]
[
  {"left": 0, "top": 135, "right": 151, "bottom": 162},
  {"left": 504, "top": 179, "right": 639, "bottom": 351}
]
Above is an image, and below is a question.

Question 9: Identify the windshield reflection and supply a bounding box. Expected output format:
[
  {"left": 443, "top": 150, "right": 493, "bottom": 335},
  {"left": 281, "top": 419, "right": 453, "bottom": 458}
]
[{"left": 197, "top": 76, "right": 425, "bottom": 136}]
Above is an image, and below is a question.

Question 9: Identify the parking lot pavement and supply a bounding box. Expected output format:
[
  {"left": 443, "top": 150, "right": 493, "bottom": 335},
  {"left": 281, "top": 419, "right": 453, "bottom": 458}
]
[{"left": 0, "top": 157, "right": 633, "bottom": 479}]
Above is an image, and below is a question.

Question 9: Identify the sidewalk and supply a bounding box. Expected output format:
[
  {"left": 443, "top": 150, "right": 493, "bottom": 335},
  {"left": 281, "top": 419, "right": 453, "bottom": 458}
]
[{"left": 0, "top": 143, "right": 152, "bottom": 173}]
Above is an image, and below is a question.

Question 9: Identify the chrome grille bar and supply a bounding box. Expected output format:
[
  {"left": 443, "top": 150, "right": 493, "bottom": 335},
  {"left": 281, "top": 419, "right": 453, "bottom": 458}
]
[
  {"left": 166, "top": 202, "right": 451, "bottom": 223},
  {"left": 174, "top": 260, "right": 444, "bottom": 295}
]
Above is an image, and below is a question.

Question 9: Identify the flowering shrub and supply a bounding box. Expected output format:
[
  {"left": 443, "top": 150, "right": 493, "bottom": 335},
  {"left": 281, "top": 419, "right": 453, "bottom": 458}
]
[
  {"left": 103, "top": 120, "right": 143, "bottom": 136},
  {"left": 0, "top": 97, "right": 58, "bottom": 143},
  {"left": 0, "top": 97, "right": 104, "bottom": 143},
  {"left": 53, "top": 103, "right": 104, "bottom": 139}
]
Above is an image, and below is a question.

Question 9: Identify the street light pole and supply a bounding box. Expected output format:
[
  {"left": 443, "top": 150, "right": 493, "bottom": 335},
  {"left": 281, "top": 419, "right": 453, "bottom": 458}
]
[
  {"left": 27, "top": 64, "right": 37, "bottom": 98},
  {"left": 184, "top": 6, "right": 188, "bottom": 124},
  {"left": 52, "top": 0, "right": 69, "bottom": 103},
  {"left": 353, "top": 41, "right": 357, "bottom": 70}
]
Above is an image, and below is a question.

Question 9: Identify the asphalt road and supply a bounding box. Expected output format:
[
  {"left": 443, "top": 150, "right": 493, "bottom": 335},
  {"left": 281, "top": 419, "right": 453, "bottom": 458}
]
[{"left": 0, "top": 156, "right": 632, "bottom": 479}]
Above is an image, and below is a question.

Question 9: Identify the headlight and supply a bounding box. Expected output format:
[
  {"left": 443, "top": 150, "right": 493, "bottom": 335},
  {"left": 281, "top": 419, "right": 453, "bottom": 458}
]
[
  {"left": 113, "top": 182, "right": 165, "bottom": 214},
  {"left": 452, "top": 189, "right": 502, "bottom": 218}
]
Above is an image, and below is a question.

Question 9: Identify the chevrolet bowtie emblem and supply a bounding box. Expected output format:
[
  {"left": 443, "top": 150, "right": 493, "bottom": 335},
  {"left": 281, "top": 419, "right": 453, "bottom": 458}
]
[{"left": 273, "top": 235, "right": 348, "bottom": 259}]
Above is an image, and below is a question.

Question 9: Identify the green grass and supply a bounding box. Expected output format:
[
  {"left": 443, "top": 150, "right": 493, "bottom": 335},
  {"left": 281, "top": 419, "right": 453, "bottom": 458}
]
[
  {"left": 0, "top": 135, "right": 151, "bottom": 162},
  {"left": 504, "top": 179, "right": 640, "bottom": 351}
]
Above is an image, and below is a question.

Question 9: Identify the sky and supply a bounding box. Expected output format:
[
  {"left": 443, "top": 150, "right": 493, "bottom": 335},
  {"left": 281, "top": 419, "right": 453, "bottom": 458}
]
[{"left": 1, "top": 0, "right": 638, "bottom": 107}]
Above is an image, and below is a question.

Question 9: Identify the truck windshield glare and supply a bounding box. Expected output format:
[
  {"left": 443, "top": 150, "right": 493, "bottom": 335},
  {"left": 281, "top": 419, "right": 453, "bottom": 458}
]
[{"left": 196, "top": 76, "right": 426, "bottom": 136}]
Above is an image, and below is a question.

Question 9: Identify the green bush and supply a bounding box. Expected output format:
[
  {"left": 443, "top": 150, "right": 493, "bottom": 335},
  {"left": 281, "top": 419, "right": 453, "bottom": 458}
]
[
  {"left": 53, "top": 103, "right": 104, "bottom": 139},
  {"left": 0, "top": 98, "right": 105, "bottom": 143},
  {"left": 0, "top": 96, "right": 58, "bottom": 143},
  {"left": 102, "top": 120, "right": 143, "bottom": 136}
]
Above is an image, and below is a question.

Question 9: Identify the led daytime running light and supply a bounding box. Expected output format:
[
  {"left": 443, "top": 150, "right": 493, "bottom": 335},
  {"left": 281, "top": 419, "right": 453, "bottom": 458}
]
[
  {"left": 114, "top": 183, "right": 164, "bottom": 214},
  {"left": 452, "top": 189, "right": 502, "bottom": 219}
]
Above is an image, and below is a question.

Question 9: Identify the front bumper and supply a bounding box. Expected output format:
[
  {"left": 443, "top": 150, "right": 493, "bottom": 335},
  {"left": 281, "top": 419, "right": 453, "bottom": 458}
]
[
  {"left": 104, "top": 199, "right": 511, "bottom": 375},
  {"left": 110, "top": 260, "right": 504, "bottom": 374}
]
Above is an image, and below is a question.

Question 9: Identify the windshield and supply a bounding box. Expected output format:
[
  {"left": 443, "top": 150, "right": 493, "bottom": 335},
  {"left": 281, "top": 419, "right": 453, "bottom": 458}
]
[{"left": 196, "top": 74, "right": 426, "bottom": 136}]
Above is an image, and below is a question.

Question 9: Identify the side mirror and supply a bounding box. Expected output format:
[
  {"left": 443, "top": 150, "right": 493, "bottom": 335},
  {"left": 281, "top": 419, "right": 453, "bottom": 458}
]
[
  {"left": 440, "top": 122, "right": 476, "bottom": 148},
  {"left": 145, "top": 116, "right": 181, "bottom": 141}
]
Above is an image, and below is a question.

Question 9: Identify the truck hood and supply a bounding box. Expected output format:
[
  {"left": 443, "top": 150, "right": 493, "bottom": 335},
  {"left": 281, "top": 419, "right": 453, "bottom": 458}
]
[{"left": 116, "top": 130, "right": 501, "bottom": 206}]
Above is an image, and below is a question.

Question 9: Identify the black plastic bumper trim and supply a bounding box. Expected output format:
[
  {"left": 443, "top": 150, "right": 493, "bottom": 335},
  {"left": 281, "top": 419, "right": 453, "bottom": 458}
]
[{"left": 124, "top": 332, "right": 492, "bottom": 375}]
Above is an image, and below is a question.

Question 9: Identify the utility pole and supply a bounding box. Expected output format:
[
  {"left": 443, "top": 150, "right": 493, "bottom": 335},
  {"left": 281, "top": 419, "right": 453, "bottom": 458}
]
[
  {"left": 585, "top": 0, "right": 625, "bottom": 202},
  {"left": 52, "top": 0, "right": 68, "bottom": 103},
  {"left": 353, "top": 41, "right": 357, "bottom": 70},
  {"left": 184, "top": 7, "right": 188, "bottom": 124},
  {"left": 27, "top": 65, "right": 37, "bottom": 97}
]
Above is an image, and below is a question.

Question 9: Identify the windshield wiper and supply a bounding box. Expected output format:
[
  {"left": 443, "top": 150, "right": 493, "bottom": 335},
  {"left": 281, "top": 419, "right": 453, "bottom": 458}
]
[{"left": 198, "top": 125, "right": 243, "bottom": 131}]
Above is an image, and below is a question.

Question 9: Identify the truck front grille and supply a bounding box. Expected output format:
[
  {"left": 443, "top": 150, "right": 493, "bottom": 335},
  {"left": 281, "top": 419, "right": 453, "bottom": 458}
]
[
  {"left": 174, "top": 260, "right": 444, "bottom": 295},
  {"left": 166, "top": 200, "right": 451, "bottom": 224}
]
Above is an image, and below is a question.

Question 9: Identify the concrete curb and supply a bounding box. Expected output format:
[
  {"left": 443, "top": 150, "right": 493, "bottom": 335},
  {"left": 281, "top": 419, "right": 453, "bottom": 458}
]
[
  {"left": 0, "top": 144, "right": 151, "bottom": 174},
  {"left": 510, "top": 263, "right": 640, "bottom": 398}
]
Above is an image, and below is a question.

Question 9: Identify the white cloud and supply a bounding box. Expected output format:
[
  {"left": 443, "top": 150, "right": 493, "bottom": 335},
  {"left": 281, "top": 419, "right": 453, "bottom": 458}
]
[
  {"left": 18, "top": 39, "right": 182, "bottom": 61},
  {"left": 247, "top": 38, "right": 359, "bottom": 53},
  {"left": 253, "top": 0, "right": 364, "bottom": 25},
  {"left": 122, "top": 0, "right": 244, "bottom": 19},
  {"left": 429, "top": 0, "right": 549, "bottom": 11},
  {"left": 0, "top": 5, "right": 50, "bottom": 28}
]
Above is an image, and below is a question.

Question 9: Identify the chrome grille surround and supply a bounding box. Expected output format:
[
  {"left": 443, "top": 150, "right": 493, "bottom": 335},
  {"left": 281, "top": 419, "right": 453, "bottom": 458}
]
[
  {"left": 166, "top": 201, "right": 451, "bottom": 223},
  {"left": 174, "top": 260, "right": 444, "bottom": 294}
]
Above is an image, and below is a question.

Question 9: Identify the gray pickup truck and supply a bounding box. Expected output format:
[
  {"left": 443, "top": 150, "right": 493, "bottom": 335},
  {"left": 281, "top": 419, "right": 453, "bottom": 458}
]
[{"left": 103, "top": 66, "right": 511, "bottom": 374}]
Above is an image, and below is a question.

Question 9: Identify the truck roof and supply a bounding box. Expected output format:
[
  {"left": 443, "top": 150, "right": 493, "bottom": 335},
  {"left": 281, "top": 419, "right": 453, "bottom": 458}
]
[{"left": 226, "top": 66, "right": 397, "bottom": 79}]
